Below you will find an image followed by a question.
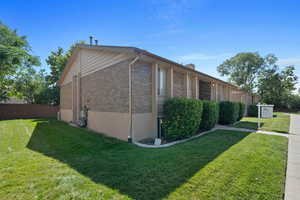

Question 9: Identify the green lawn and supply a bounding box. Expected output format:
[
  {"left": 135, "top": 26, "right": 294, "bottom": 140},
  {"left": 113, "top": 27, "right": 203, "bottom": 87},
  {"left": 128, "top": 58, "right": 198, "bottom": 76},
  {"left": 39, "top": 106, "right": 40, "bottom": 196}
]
[
  {"left": 234, "top": 112, "right": 290, "bottom": 133},
  {"left": 289, "top": 112, "right": 300, "bottom": 115},
  {"left": 0, "top": 118, "right": 287, "bottom": 200}
]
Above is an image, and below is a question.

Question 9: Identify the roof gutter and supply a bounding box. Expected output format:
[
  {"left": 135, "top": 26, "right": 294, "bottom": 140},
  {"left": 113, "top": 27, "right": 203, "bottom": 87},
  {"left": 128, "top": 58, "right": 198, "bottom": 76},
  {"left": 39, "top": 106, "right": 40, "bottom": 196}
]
[
  {"left": 133, "top": 48, "right": 243, "bottom": 91},
  {"left": 128, "top": 56, "right": 139, "bottom": 143}
]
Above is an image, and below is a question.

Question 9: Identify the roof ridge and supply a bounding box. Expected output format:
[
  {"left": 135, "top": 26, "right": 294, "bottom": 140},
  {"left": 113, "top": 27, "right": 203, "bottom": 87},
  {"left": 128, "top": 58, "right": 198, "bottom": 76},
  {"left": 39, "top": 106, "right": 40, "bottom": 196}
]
[{"left": 73, "top": 44, "right": 258, "bottom": 96}]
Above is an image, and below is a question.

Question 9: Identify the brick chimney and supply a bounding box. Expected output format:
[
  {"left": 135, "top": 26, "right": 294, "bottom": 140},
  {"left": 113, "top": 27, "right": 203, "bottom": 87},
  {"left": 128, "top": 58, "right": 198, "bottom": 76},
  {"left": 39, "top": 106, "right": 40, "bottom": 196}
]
[{"left": 185, "top": 64, "right": 195, "bottom": 70}]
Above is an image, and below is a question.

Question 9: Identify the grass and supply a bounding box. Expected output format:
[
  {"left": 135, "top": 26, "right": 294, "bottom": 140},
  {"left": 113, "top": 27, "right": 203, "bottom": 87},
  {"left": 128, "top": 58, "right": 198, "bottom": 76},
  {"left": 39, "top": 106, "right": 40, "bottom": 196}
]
[
  {"left": 289, "top": 112, "right": 300, "bottom": 115},
  {"left": 234, "top": 112, "right": 290, "bottom": 133},
  {"left": 0, "top": 118, "right": 288, "bottom": 200}
]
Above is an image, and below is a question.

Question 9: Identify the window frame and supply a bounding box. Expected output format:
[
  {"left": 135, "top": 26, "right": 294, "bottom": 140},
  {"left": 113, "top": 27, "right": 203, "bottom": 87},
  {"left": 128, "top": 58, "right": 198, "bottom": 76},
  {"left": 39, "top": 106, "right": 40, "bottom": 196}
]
[{"left": 157, "top": 67, "right": 167, "bottom": 97}]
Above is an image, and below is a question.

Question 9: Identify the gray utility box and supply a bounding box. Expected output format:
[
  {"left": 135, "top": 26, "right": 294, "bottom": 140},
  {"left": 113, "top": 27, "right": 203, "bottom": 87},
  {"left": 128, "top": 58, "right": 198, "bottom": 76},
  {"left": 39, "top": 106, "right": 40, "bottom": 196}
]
[{"left": 260, "top": 105, "right": 274, "bottom": 118}]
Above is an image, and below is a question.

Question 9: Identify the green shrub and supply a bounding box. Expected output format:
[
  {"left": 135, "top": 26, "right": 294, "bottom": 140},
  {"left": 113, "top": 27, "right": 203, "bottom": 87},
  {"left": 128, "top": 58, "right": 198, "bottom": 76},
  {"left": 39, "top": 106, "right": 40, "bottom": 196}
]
[
  {"left": 219, "top": 101, "right": 239, "bottom": 125},
  {"left": 199, "top": 101, "right": 219, "bottom": 130},
  {"left": 215, "top": 102, "right": 220, "bottom": 123},
  {"left": 248, "top": 104, "right": 258, "bottom": 117},
  {"left": 162, "top": 98, "right": 203, "bottom": 141},
  {"left": 238, "top": 102, "right": 246, "bottom": 121}
]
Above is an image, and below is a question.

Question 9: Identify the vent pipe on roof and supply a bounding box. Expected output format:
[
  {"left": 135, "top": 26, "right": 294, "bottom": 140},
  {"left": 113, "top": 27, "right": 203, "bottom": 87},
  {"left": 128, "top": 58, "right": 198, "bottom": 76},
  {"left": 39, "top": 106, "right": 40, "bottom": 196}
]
[
  {"left": 89, "top": 36, "right": 93, "bottom": 45},
  {"left": 95, "top": 39, "right": 98, "bottom": 45}
]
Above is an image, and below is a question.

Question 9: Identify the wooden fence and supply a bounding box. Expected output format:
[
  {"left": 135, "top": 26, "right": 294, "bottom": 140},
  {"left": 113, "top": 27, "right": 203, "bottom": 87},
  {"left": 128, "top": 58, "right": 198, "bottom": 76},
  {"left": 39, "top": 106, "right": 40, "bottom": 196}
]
[{"left": 0, "top": 104, "right": 59, "bottom": 120}]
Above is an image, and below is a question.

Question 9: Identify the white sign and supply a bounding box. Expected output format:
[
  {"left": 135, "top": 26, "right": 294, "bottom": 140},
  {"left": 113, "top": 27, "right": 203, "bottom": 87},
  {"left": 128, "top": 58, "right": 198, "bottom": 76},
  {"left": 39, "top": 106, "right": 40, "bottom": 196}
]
[
  {"left": 257, "top": 104, "right": 274, "bottom": 128},
  {"left": 261, "top": 106, "right": 273, "bottom": 118}
]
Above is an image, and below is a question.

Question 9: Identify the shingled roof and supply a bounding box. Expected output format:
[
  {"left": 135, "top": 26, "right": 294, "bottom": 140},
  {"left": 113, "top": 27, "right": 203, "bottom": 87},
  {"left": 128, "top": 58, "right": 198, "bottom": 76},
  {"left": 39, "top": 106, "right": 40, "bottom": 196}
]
[{"left": 59, "top": 44, "right": 258, "bottom": 96}]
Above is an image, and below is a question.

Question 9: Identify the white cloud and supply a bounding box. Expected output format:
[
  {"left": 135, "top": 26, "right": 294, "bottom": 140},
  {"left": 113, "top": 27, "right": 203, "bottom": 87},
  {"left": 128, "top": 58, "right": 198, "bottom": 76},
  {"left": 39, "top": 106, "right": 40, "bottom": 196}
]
[
  {"left": 177, "top": 53, "right": 233, "bottom": 61},
  {"left": 146, "top": 0, "right": 200, "bottom": 37},
  {"left": 277, "top": 58, "right": 300, "bottom": 67},
  {"left": 149, "top": 0, "right": 191, "bottom": 21},
  {"left": 277, "top": 57, "right": 300, "bottom": 91}
]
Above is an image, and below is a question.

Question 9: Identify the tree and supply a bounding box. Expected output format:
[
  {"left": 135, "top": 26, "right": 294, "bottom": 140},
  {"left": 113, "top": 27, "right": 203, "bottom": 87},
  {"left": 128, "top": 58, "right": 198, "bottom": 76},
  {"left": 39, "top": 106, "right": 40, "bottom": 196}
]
[
  {"left": 12, "top": 68, "right": 48, "bottom": 104},
  {"left": 45, "top": 41, "right": 84, "bottom": 104},
  {"left": 0, "top": 21, "right": 40, "bottom": 101},
  {"left": 46, "top": 42, "right": 83, "bottom": 85},
  {"left": 46, "top": 47, "right": 69, "bottom": 85},
  {"left": 217, "top": 52, "right": 274, "bottom": 92},
  {"left": 257, "top": 66, "right": 298, "bottom": 108}
]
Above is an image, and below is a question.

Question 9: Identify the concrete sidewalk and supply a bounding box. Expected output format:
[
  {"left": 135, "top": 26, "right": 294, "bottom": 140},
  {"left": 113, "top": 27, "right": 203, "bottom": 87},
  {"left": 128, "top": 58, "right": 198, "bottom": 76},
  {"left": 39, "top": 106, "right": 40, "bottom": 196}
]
[
  {"left": 215, "top": 125, "right": 289, "bottom": 137},
  {"left": 285, "top": 114, "right": 300, "bottom": 200}
]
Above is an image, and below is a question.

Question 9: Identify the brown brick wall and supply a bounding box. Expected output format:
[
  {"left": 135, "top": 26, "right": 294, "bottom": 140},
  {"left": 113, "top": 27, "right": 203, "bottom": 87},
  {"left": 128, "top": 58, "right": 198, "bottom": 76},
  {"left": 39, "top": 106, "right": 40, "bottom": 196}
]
[
  {"left": 132, "top": 61, "right": 152, "bottom": 113},
  {"left": 0, "top": 104, "right": 59, "bottom": 120},
  {"left": 81, "top": 60, "right": 130, "bottom": 113},
  {"left": 173, "top": 71, "right": 185, "bottom": 98},
  {"left": 231, "top": 91, "right": 242, "bottom": 102},
  {"left": 60, "top": 82, "right": 72, "bottom": 109}
]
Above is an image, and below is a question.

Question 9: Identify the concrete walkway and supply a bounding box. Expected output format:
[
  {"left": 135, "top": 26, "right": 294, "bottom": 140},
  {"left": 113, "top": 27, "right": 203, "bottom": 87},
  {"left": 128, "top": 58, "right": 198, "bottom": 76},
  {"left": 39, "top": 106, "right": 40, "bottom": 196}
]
[
  {"left": 135, "top": 125, "right": 289, "bottom": 149},
  {"left": 215, "top": 125, "right": 289, "bottom": 137},
  {"left": 285, "top": 114, "right": 300, "bottom": 200}
]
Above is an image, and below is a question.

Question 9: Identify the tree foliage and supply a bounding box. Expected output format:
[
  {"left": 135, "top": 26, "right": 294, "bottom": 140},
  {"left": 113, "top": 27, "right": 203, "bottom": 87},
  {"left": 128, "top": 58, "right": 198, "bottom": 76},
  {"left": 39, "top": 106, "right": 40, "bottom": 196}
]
[
  {"left": 46, "top": 42, "right": 83, "bottom": 84},
  {"left": 217, "top": 52, "right": 277, "bottom": 92},
  {"left": 45, "top": 41, "right": 84, "bottom": 104},
  {"left": 289, "top": 95, "right": 300, "bottom": 110},
  {"left": 0, "top": 21, "right": 40, "bottom": 101},
  {"left": 12, "top": 68, "right": 48, "bottom": 104},
  {"left": 257, "top": 65, "right": 298, "bottom": 108},
  {"left": 46, "top": 47, "right": 69, "bottom": 85}
]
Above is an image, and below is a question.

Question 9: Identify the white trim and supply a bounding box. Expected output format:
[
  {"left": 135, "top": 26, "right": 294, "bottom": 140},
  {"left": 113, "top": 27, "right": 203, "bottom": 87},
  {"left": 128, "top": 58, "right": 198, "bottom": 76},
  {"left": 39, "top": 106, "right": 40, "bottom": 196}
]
[{"left": 134, "top": 127, "right": 217, "bottom": 148}]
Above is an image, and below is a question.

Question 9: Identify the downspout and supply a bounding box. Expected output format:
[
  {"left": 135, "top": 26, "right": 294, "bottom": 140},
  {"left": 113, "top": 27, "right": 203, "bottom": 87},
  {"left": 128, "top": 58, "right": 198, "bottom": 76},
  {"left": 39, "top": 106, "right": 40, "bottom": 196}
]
[{"left": 128, "top": 56, "right": 139, "bottom": 143}]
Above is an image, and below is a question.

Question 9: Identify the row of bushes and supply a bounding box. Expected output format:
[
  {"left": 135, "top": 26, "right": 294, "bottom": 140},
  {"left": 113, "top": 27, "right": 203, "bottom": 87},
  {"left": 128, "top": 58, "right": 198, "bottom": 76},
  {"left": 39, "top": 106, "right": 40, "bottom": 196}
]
[
  {"left": 162, "top": 98, "right": 203, "bottom": 141},
  {"left": 248, "top": 104, "right": 258, "bottom": 117},
  {"left": 219, "top": 101, "right": 246, "bottom": 125},
  {"left": 162, "top": 98, "right": 247, "bottom": 141},
  {"left": 199, "top": 100, "right": 219, "bottom": 131}
]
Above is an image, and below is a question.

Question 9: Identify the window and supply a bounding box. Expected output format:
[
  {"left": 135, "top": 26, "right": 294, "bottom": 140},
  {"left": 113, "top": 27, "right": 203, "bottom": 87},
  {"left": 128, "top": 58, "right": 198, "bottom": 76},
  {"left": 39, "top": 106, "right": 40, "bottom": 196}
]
[{"left": 158, "top": 67, "right": 167, "bottom": 96}]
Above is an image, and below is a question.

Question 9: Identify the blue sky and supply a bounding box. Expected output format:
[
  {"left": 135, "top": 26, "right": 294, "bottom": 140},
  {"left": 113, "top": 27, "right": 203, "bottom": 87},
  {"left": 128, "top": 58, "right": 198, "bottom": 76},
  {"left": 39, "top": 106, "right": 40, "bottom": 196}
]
[{"left": 1, "top": 0, "right": 299, "bottom": 90}]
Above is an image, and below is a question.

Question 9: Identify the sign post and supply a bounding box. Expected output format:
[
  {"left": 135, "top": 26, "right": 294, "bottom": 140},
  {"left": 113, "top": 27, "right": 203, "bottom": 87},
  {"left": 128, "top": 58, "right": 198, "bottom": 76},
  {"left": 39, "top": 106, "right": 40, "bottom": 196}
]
[
  {"left": 257, "top": 103, "right": 274, "bottom": 129},
  {"left": 257, "top": 103, "right": 261, "bottom": 129}
]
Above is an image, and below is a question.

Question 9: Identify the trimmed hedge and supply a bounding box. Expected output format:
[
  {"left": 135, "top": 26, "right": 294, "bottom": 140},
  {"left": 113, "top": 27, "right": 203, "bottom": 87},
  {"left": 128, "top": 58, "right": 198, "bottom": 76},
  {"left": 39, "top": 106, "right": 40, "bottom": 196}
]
[
  {"left": 219, "top": 101, "right": 240, "bottom": 125},
  {"left": 238, "top": 102, "right": 246, "bottom": 121},
  {"left": 248, "top": 104, "right": 258, "bottom": 117},
  {"left": 162, "top": 98, "right": 203, "bottom": 141},
  {"left": 199, "top": 101, "right": 219, "bottom": 130}
]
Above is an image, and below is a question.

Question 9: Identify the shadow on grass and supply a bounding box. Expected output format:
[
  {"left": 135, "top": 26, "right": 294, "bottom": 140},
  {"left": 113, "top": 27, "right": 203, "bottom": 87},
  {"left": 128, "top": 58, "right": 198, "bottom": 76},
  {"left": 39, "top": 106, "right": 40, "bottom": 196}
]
[
  {"left": 235, "top": 121, "right": 261, "bottom": 130},
  {"left": 27, "top": 119, "right": 250, "bottom": 200}
]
